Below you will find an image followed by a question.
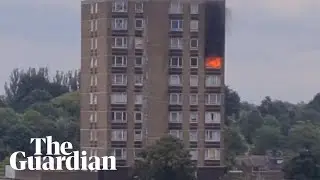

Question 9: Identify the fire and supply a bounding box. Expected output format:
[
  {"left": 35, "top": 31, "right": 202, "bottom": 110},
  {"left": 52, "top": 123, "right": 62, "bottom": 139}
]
[{"left": 205, "top": 56, "right": 222, "bottom": 69}]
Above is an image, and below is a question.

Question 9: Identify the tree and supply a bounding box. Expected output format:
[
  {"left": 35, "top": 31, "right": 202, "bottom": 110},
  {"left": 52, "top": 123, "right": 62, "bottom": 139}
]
[
  {"left": 225, "top": 86, "right": 241, "bottom": 118},
  {"left": 239, "top": 110, "right": 264, "bottom": 144},
  {"left": 262, "top": 115, "right": 280, "bottom": 127},
  {"left": 51, "top": 92, "right": 80, "bottom": 118},
  {"left": 283, "top": 150, "right": 320, "bottom": 180},
  {"left": 132, "top": 136, "right": 196, "bottom": 180},
  {"left": 258, "top": 96, "right": 297, "bottom": 119},
  {"left": 252, "top": 125, "right": 284, "bottom": 155},
  {"left": 0, "top": 96, "right": 7, "bottom": 108},
  {"left": 287, "top": 121, "right": 320, "bottom": 152},
  {"left": 307, "top": 93, "right": 320, "bottom": 112},
  {"left": 224, "top": 126, "right": 247, "bottom": 168},
  {"left": 4, "top": 67, "right": 79, "bottom": 112}
]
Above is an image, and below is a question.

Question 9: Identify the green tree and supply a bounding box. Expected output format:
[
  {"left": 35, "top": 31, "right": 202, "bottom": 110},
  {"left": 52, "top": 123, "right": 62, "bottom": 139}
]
[
  {"left": 224, "top": 126, "right": 247, "bottom": 168},
  {"left": 132, "top": 136, "right": 196, "bottom": 180},
  {"left": 252, "top": 125, "right": 283, "bottom": 155},
  {"left": 0, "top": 96, "right": 7, "bottom": 108},
  {"left": 262, "top": 115, "right": 280, "bottom": 127},
  {"left": 258, "top": 96, "right": 297, "bottom": 119},
  {"left": 4, "top": 67, "right": 79, "bottom": 112},
  {"left": 287, "top": 121, "right": 320, "bottom": 151},
  {"left": 0, "top": 68, "right": 81, "bottom": 159},
  {"left": 54, "top": 117, "right": 79, "bottom": 150},
  {"left": 239, "top": 110, "right": 264, "bottom": 144},
  {"left": 51, "top": 92, "right": 80, "bottom": 118},
  {"left": 225, "top": 86, "right": 241, "bottom": 118},
  {"left": 307, "top": 93, "right": 320, "bottom": 112},
  {"left": 283, "top": 150, "right": 320, "bottom": 180}
]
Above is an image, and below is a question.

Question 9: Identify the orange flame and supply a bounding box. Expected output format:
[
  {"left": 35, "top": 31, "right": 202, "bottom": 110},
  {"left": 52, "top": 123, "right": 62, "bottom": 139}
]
[{"left": 205, "top": 56, "right": 222, "bottom": 69}]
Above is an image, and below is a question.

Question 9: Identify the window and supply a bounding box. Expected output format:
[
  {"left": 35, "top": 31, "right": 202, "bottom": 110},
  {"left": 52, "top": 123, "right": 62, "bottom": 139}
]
[
  {"left": 205, "top": 112, "right": 221, "bottom": 123},
  {"left": 190, "top": 57, "right": 198, "bottom": 68},
  {"left": 189, "top": 94, "right": 198, "bottom": 105},
  {"left": 93, "top": 94, "right": 98, "bottom": 105},
  {"left": 169, "top": 93, "right": 182, "bottom": 105},
  {"left": 135, "top": 56, "right": 144, "bottom": 67},
  {"left": 135, "top": 111, "right": 142, "bottom": 122},
  {"left": 134, "top": 149, "right": 142, "bottom": 159},
  {"left": 190, "top": 20, "right": 199, "bottom": 32},
  {"left": 112, "top": 56, "right": 127, "bottom": 67},
  {"left": 112, "top": 18, "right": 128, "bottom": 30},
  {"left": 111, "top": 93, "right": 127, "bottom": 104},
  {"left": 90, "top": 20, "right": 98, "bottom": 31},
  {"left": 89, "top": 93, "right": 97, "bottom": 105},
  {"left": 190, "top": 3, "right": 199, "bottom": 14},
  {"left": 169, "top": 2, "right": 182, "bottom": 14},
  {"left": 135, "top": 74, "right": 143, "bottom": 86},
  {"left": 169, "top": 130, "right": 183, "bottom": 139},
  {"left": 90, "top": 3, "right": 98, "bottom": 14},
  {"left": 205, "top": 149, "right": 220, "bottom": 160},
  {"left": 190, "top": 149, "right": 198, "bottom": 160},
  {"left": 190, "top": 39, "right": 198, "bottom": 49},
  {"left": 90, "top": 130, "right": 97, "bottom": 141},
  {"left": 169, "top": 56, "right": 182, "bottom": 68},
  {"left": 90, "top": 38, "right": 98, "bottom": 50},
  {"left": 190, "top": 75, "right": 198, "bottom": 87},
  {"left": 189, "top": 131, "right": 198, "bottom": 142},
  {"left": 110, "top": 149, "right": 126, "bottom": 159},
  {"left": 205, "top": 130, "right": 220, "bottom": 142},
  {"left": 112, "top": 2, "right": 127, "bottom": 12},
  {"left": 135, "top": 37, "right": 144, "bottom": 49},
  {"left": 170, "top": 20, "right": 183, "bottom": 31},
  {"left": 135, "top": 19, "right": 144, "bottom": 30},
  {"left": 89, "top": 112, "right": 97, "bottom": 123},
  {"left": 90, "top": 149, "right": 98, "bottom": 157},
  {"left": 112, "top": 74, "right": 127, "bottom": 85},
  {"left": 111, "top": 130, "right": 127, "bottom": 141},
  {"left": 90, "top": 58, "right": 98, "bottom": 68},
  {"left": 205, "top": 75, "right": 221, "bottom": 87},
  {"left": 135, "top": 94, "right": 143, "bottom": 104},
  {"left": 170, "top": 38, "right": 183, "bottom": 49},
  {"left": 90, "top": 75, "right": 98, "bottom": 86},
  {"left": 190, "top": 112, "right": 198, "bottom": 123},
  {"left": 205, "top": 94, "right": 221, "bottom": 105},
  {"left": 111, "top": 111, "right": 126, "bottom": 122},
  {"left": 134, "top": 130, "right": 143, "bottom": 141},
  {"left": 169, "top": 75, "right": 181, "bottom": 86},
  {"left": 112, "top": 37, "right": 127, "bottom": 48},
  {"left": 169, "top": 111, "right": 182, "bottom": 123},
  {"left": 135, "top": 2, "right": 143, "bottom": 13}
]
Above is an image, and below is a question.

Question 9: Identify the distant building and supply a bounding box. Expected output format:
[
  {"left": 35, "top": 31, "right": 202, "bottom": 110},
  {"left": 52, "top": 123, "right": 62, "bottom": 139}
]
[
  {"left": 234, "top": 154, "right": 284, "bottom": 180},
  {"left": 223, "top": 170, "right": 245, "bottom": 180}
]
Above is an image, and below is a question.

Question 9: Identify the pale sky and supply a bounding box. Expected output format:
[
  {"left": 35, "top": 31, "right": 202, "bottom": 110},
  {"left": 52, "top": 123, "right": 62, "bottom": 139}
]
[{"left": 0, "top": 0, "right": 319, "bottom": 104}]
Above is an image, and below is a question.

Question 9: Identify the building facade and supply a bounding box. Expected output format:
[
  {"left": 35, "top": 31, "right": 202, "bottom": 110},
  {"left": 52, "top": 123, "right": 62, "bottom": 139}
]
[{"left": 80, "top": 0, "right": 226, "bottom": 179}]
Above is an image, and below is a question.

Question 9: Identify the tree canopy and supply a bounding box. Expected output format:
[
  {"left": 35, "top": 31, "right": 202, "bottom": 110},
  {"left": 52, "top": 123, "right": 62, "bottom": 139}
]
[
  {"left": 0, "top": 68, "right": 80, "bottom": 161},
  {"left": 132, "top": 136, "right": 196, "bottom": 180}
]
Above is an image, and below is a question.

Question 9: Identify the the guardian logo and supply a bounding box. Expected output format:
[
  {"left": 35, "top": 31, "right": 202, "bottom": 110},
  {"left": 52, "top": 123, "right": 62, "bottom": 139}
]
[{"left": 9, "top": 136, "right": 116, "bottom": 171}]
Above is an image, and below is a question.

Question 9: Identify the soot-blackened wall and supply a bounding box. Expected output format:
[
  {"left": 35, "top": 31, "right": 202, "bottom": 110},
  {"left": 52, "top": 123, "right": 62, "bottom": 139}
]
[{"left": 204, "top": 0, "right": 226, "bottom": 58}]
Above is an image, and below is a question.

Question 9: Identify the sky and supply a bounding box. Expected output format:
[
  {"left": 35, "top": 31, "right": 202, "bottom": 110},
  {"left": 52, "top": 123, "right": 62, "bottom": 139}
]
[{"left": 0, "top": 0, "right": 319, "bottom": 104}]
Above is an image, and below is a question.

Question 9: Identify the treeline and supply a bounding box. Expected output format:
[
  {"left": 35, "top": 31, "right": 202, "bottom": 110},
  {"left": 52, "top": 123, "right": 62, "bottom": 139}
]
[
  {"left": 0, "top": 67, "right": 80, "bottom": 160},
  {"left": 1, "top": 67, "right": 320, "bottom": 173},
  {"left": 225, "top": 93, "right": 320, "bottom": 161}
]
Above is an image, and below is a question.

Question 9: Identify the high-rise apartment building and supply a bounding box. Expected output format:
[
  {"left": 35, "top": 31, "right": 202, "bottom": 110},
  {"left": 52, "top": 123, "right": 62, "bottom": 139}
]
[{"left": 80, "top": 0, "right": 226, "bottom": 179}]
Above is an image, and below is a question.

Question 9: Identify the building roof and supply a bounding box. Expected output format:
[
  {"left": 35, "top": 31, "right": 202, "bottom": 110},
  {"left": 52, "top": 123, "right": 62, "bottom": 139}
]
[
  {"left": 236, "top": 155, "right": 284, "bottom": 170},
  {"left": 236, "top": 155, "right": 268, "bottom": 167}
]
